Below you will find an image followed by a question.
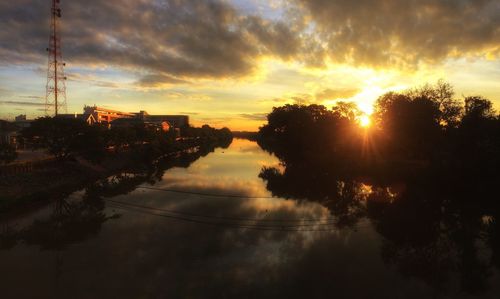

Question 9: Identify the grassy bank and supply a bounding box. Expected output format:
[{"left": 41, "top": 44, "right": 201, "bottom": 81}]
[{"left": 0, "top": 138, "right": 231, "bottom": 212}]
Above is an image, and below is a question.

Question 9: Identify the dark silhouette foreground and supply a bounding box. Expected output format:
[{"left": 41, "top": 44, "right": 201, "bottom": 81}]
[
  {"left": 257, "top": 81, "right": 500, "bottom": 294},
  {"left": 259, "top": 81, "right": 499, "bottom": 179}
]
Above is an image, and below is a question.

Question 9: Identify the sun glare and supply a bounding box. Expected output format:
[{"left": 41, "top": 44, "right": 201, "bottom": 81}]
[{"left": 360, "top": 115, "right": 371, "bottom": 128}]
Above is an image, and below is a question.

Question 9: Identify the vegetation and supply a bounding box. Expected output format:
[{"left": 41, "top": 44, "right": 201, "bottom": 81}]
[
  {"left": 0, "top": 119, "right": 232, "bottom": 209},
  {"left": 256, "top": 82, "right": 500, "bottom": 293},
  {"left": 0, "top": 143, "right": 17, "bottom": 164},
  {"left": 22, "top": 117, "right": 232, "bottom": 163},
  {"left": 0, "top": 139, "right": 221, "bottom": 249},
  {"left": 181, "top": 125, "right": 232, "bottom": 144},
  {"left": 258, "top": 81, "right": 500, "bottom": 179},
  {"left": 22, "top": 117, "right": 107, "bottom": 161},
  {"left": 232, "top": 131, "right": 259, "bottom": 141}
]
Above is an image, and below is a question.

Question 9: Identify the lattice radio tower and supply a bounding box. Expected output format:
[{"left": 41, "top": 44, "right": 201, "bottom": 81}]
[{"left": 45, "top": 0, "right": 67, "bottom": 116}]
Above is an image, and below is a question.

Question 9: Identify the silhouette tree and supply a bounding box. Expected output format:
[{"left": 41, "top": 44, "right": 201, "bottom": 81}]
[
  {"left": 0, "top": 143, "right": 17, "bottom": 165},
  {"left": 463, "top": 96, "right": 496, "bottom": 121},
  {"left": 21, "top": 117, "right": 108, "bottom": 161},
  {"left": 256, "top": 81, "right": 500, "bottom": 295}
]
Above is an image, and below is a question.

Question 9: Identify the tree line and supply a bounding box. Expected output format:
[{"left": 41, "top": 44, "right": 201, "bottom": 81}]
[
  {"left": 258, "top": 81, "right": 500, "bottom": 180},
  {"left": 15, "top": 117, "right": 232, "bottom": 163},
  {"left": 257, "top": 81, "right": 500, "bottom": 294}
]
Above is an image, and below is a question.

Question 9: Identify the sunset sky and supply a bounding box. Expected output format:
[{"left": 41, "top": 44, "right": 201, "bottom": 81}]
[{"left": 1, "top": 0, "right": 499, "bottom": 130}]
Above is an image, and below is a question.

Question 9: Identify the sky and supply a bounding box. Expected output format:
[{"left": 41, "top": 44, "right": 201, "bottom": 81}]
[{"left": 0, "top": 0, "right": 499, "bottom": 130}]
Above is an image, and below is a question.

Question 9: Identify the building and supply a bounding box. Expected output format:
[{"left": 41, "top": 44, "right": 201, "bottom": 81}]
[
  {"left": 110, "top": 117, "right": 171, "bottom": 133},
  {"left": 83, "top": 105, "right": 136, "bottom": 124},
  {"left": 57, "top": 105, "right": 189, "bottom": 130},
  {"left": 76, "top": 106, "right": 189, "bottom": 129},
  {"left": 0, "top": 116, "right": 34, "bottom": 147},
  {"left": 0, "top": 120, "right": 19, "bottom": 146},
  {"left": 134, "top": 111, "right": 189, "bottom": 128},
  {"left": 58, "top": 105, "right": 134, "bottom": 125}
]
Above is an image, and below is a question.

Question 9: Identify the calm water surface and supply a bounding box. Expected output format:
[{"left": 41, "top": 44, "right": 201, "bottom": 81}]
[{"left": 1, "top": 139, "right": 498, "bottom": 298}]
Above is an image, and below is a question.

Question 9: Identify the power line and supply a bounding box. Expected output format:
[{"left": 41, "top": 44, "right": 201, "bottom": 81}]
[
  {"left": 104, "top": 198, "right": 338, "bottom": 223},
  {"left": 137, "top": 186, "right": 277, "bottom": 199},
  {"left": 106, "top": 202, "right": 345, "bottom": 232}
]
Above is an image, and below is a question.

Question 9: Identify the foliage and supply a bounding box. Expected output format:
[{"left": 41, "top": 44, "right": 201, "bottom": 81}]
[
  {"left": 257, "top": 81, "right": 500, "bottom": 295},
  {"left": 181, "top": 124, "right": 233, "bottom": 147},
  {"left": 22, "top": 117, "right": 90, "bottom": 159},
  {"left": 258, "top": 81, "right": 500, "bottom": 178},
  {"left": 259, "top": 103, "right": 372, "bottom": 178},
  {"left": 21, "top": 117, "right": 232, "bottom": 163},
  {"left": 231, "top": 131, "right": 258, "bottom": 141},
  {"left": 0, "top": 143, "right": 17, "bottom": 165}
]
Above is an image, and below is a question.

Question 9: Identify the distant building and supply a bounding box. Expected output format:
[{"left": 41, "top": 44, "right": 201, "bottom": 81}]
[
  {"left": 15, "top": 114, "right": 26, "bottom": 122},
  {"left": 0, "top": 120, "right": 19, "bottom": 146},
  {"left": 57, "top": 105, "right": 189, "bottom": 131},
  {"left": 110, "top": 117, "right": 169, "bottom": 132},
  {"left": 14, "top": 114, "right": 32, "bottom": 129},
  {"left": 109, "top": 117, "right": 145, "bottom": 128},
  {"left": 83, "top": 105, "right": 136, "bottom": 124},
  {"left": 134, "top": 111, "right": 189, "bottom": 128}
]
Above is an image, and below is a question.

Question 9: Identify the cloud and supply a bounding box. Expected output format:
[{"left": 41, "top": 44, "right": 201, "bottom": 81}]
[
  {"left": 19, "top": 95, "right": 44, "bottom": 100},
  {"left": 295, "top": 0, "right": 500, "bottom": 67},
  {"left": 239, "top": 113, "right": 268, "bottom": 121},
  {"left": 315, "top": 88, "right": 360, "bottom": 101},
  {"left": 0, "top": 100, "right": 45, "bottom": 107},
  {"left": 0, "top": 88, "right": 12, "bottom": 97},
  {"left": 242, "top": 16, "right": 302, "bottom": 60},
  {"left": 291, "top": 93, "right": 314, "bottom": 105},
  {"left": 162, "top": 91, "right": 212, "bottom": 102},
  {"left": 135, "top": 74, "right": 189, "bottom": 88},
  {"left": 67, "top": 73, "right": 121, "bottom": 88},
  {"left": 0, "top": 0, "right": 303, "bottom": 81},
  {"left": 1, "top": 0, "right": 498, "bottom": 83},
  {"left": 258, "top": 97, "right": 290, "bottom": 104}
]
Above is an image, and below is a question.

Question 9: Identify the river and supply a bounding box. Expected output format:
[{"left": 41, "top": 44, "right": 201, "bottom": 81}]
[{"left": 0, "top": 138, "right": 499, "bottom": 298}]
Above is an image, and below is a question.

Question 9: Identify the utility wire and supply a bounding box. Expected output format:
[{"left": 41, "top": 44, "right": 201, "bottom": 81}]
[
  {"left": 136, "top": 186, "right": 344, "bottom": 222},
  {"left": 106, "top": 202, "right": 343, "bottom": 232},
  {"left": 137, "top": 186, "right": 277, "bottom": 199},
  {"left": 105, "top": 198, "right": 338, "bottom": 223}
]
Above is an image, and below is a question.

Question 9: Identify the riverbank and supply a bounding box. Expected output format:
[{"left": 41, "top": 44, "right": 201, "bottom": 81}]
[
  {"left": 0, "top": 159, "right": 97, "bottom": 211},
  {"left": 0, "top": 138, "right": 229, "bottom": 212}
]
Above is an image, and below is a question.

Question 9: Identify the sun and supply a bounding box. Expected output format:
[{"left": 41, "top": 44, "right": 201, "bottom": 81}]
[{"left": 359, "top": 115, "right": 371, "bottom": 128}]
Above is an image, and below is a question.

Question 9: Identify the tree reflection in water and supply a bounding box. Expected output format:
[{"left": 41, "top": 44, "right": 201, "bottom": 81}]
[
  {"left": 1, "top": 136, "right": 498, "bottom": 297},
  {"left": 260, "top": 163, "right": 500, "bottom": 295},
  {"left": 0, "top": 141, "right": 228, "bottom": 251}
]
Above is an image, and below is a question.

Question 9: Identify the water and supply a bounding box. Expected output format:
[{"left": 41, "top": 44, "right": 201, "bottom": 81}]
[{"left": 1, "top": 139, "right": 499, "bottom": 298}]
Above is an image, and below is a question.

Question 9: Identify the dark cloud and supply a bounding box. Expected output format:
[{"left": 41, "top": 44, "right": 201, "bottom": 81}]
[
  {"left": 0, "top": 0, "right": 302, "bottom": 80},
  {"left": 243, "top": 16, "right": 302, "bottom": 60},
  {"left": 135, "top": 74, "right": 189, "bottom": 87},
  {"left": 0, "top": 100, "right": 45, "bottom": 107},
  {"left": 295, "top": 0, "right": 500, "bottom": 67},
  {"left": 239, "top": 113, "right": 268, "bottom": 121},
  {"left": 19, "top": 95, "right": 44, "bottom": 99},
  {"left": 1, "top": 0, "right": 498, "bottom": 80},
  {"left": 67, "top": 73, "right": 121, "bottom": 88}
]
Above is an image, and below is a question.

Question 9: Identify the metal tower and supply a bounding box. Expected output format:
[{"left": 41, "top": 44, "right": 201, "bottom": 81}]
[{"left": 45, "top": 0, "right": 67, "bottom": 116}]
